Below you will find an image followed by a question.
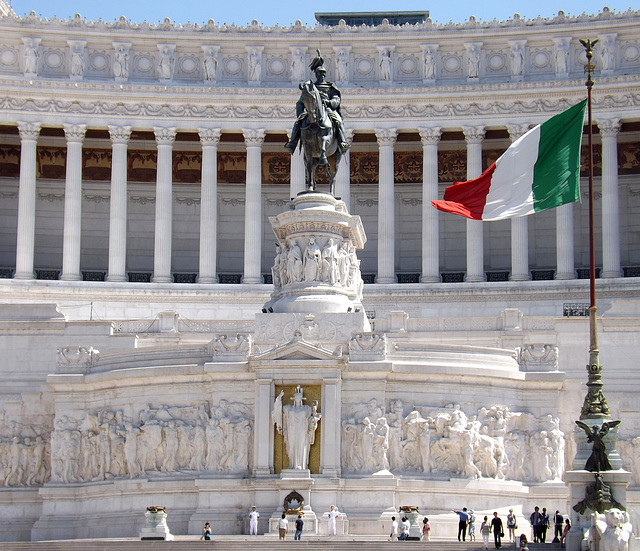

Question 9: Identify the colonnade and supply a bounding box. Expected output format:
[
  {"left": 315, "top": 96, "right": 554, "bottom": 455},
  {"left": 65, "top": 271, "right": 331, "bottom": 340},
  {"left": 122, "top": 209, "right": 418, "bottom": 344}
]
[{"left": 8, "top": 118, "right": 625, "bottom": 283}]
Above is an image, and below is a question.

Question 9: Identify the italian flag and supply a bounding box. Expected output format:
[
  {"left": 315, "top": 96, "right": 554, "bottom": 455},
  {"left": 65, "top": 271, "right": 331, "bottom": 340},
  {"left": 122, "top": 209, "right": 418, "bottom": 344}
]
[{"left": 432, "top": 100, "right": 587, "bottom": 221}]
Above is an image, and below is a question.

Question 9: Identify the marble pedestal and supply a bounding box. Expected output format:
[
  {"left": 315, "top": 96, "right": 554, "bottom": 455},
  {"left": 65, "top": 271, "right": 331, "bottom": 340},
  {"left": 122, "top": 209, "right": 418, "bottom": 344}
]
[
  {"left": 269, "top": 470, "right": 319, "bottom": 534},
  {"left": 140, "top": 510, "right": 174, "bottom": 541},
  {"left": 564, "top": 469, "right": 631, "bottom": 551},
  {"left": 266, "top": 192, "right": 367, "bottom": 314}
]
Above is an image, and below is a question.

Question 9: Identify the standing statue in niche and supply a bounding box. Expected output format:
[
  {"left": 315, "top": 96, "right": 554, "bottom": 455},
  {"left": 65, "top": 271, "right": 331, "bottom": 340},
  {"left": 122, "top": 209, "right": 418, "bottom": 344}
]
[
  {"left": 576, "top": 420, "right": 621, "bottom": 472},
  {"left": 273, "top": 386, "right": 321, "bottom": 470},
  {"left": 284, "top": 50, "right": 349, "bottom": 195}
]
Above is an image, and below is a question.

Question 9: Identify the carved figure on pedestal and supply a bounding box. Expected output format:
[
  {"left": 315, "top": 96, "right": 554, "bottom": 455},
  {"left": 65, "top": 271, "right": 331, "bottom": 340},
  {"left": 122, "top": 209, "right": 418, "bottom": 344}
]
[
  {"left": 113, "top": 46, "right": 129, "bottom": 79},
  {"left": 70, "top": 49, "right": 84, "bottom": 77},
  {"left": 158, "top": 47, "right": 174, "bottom": 80},
  {"left": 284, "top": 50, "right": 348, "bottom": 194},
  {"left": 273, "top": 386, "right": 321, "bottom": 470},
  {"left": 303, "top": 237, "right": 321, "bottom": 282},
  {"left": 423, "top": 48, "right": 436, "bottom": 79},
  {"left": 379, "top": 48, "right": 392, "bottom": 81},
  {"left": 287, "top": 239, "right": 303, "bottom": 283},
  {"left": 248, "top": 48, "right": 261, "bottom": 81},
  {"left": 203, "top": 51, "right": 217, "bottom": 81},
  {"left": 291, "top": 48, "right": 306, "bottom": 82},
  {"left": 23, "top": 44, "right": 38, "bottom": 73},
  {"left": 336, "top": 48, "right": 349, "bottom": 82}
]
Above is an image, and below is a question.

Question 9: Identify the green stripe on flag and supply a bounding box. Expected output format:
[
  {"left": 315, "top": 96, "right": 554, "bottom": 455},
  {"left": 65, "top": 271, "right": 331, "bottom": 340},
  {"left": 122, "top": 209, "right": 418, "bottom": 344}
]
[{"left": 532, "top": 100, "right": 587, "bottom": 212}]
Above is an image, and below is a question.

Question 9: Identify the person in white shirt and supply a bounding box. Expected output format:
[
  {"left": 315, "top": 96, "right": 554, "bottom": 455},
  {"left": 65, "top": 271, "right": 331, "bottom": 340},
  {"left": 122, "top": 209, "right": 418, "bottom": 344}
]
[
  {"left": 249, "top": 506, "right": 259, "bottom": 535},
  {"left": 278, "top": 513, "right": 288, "bottom": 540},
  {"left": 390, "top": 516, "right": 398, "bottom": 541},
  {"left": 328, "top": 505, "right": 339, "bottom": 535}
]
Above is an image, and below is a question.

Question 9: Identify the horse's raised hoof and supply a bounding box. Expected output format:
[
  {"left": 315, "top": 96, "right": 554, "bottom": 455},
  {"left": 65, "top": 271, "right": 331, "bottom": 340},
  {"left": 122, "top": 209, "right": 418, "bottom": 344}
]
[
  {"left": 319, "top": 154, "right": 328, "bottom": 165},
  {"left": 339, "top": 141, "right": 350, "bottom": 154}
]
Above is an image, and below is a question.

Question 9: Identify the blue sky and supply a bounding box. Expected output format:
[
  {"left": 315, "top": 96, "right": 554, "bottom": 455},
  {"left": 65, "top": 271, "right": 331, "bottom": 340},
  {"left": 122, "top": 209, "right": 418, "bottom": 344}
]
[{"left": 10, "top": 0, "right": 634, "bottom": 26}]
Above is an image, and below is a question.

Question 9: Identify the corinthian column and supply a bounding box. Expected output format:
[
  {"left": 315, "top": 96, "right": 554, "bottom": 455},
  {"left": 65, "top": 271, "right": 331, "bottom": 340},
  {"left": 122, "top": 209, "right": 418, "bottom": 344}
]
[
  {"left": 107, "top": 125, "right": 131, "bottom": 282},
  {"left": 507, "top": 124, "right": 531, "bottom": 281},
  {"left": 555, "top": 203, "right": 575, "bottom": 279},
  {"left": 463, "top": 126, "right": 486, "bottom": 282},
  {"left": 598, "top": 118, "right": 622, "bottom": 278},
  {"left": 243, "top": 129, "right": 266, "bottom": 284},
  {"left": 376, "top": 128, "right": 397, "bottom": 284},
  {"left": 152, "top": 127, "right": 177, "bottom": 283},
  {"left": 335, "top": 129, "right": 354, "bottom": 211},
  {"left": 198, "top": 128, "right": 221, "bottom": 283},
  {"left": 14, "top": 122, "right": 41, "bottom": 280},
  {"left": 60, "top": 124, "right": 87, "bottom": 281},
  {"left": 418, "top": 127, "right": 441, "bottom": 282}
]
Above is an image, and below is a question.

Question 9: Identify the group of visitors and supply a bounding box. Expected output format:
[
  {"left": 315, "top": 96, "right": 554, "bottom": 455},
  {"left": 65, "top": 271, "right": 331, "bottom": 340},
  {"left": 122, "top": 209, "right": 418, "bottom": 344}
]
[
  {"left": 529, "top": 506, "right": 571, "bottom": 547},
  {"left": 479, "top": 512, "right": 504, "bottom": 550},
  {"left": 389, "top": 516, "right": 431, "bottom": 541}
]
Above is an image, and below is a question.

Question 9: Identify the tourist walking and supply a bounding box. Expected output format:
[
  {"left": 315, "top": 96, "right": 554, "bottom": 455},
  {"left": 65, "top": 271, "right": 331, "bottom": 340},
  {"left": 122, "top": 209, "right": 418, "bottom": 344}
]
[
  {"left": 553, "top": 510, "right": 564, "bottom": 543},
  {"left": 249, "top": 506, "right": 259, "bottom": 535},
  {"left": 422, "top": 517, "right": 431, "bottom": 541},
  {"left": 453, "top": 507, "right": 470, "bottom": 541},
  {"left": 540, "top": 507, "right": 550, "bottom": 542},
  {"left": 490, "top": 511, "right": 504, "bottom": 549},
  {"left": 480, "top": 516, "right": 491, "bottom": 550},
  {"left": 278, "top": 513, "right": 288, "bottom": 540},
  {"left": 328, "top": 505, "right": 338, "bottom": 536},
  {"left": 389, "top": 516, "right": 398, "bottom": 541},
  {"left": 529, "top": 506, "right": 543, "bottom": 543},
  {"left": 294, "top": 515, "right": 304, "bottom": 540},
  {"left": 560, "top": 519, "right": 571, "bottom": 548},
  {"left": 468, "top": 509, "right": 476, "bottom": 541},
  {"left": 506, "top": 508, "right": 517, "bottom": 543}
]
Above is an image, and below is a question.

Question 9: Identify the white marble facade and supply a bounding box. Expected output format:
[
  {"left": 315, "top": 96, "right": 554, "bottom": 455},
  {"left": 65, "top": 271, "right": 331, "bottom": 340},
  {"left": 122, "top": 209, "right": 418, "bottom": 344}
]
[{"left": 0, "top": 7, "right": 640, "bottom": 544}]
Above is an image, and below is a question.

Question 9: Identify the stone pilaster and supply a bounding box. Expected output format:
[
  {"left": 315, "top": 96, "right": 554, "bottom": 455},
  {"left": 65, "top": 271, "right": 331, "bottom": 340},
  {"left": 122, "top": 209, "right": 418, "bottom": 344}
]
[
  {"left": 376, "top": 128, "right": 397, "bottom": 284},
  {"left": 335, "top": 128, "right": 354, "bottom": 210},
  {"left": 243, "top": 129, "right": 266, "bottom": 284},
  {"left": 107, "top": 125, "right": 131, "bottom": 282},
  {"left": 598, "top": 118, "right": 622, "bottom": 278},
  {"left": 60, "top": 124, "right": 87, "bottom": 281},
  {"left": 14, "top": 122, "right": 41, "bottom": 280},
  {"left": 152, "top": 127, "right": 177, "bottom": 283},
  {"left": 418, "top": 127, "right": 441, "bottom": 283},
  {"left": 463, "top": 126, "right": 485, "bottom": 282},
  {"left": 198, "top": 128, "right": 222, "bottom": 283},
  {"left": 254, "top": 378, "right": 274, "bottom": 476},
  {"left": 507, "top": 124, "right": 531, "bottom": 282},
  {"left": 321, "top": 377, "right": 341, "bottom": 476}
]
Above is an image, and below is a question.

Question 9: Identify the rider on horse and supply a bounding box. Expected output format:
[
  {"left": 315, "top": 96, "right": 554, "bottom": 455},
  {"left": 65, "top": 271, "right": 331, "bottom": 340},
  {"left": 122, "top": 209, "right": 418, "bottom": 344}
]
[{"left": 285, "top": 50, "right": 350, "bottom": 159}]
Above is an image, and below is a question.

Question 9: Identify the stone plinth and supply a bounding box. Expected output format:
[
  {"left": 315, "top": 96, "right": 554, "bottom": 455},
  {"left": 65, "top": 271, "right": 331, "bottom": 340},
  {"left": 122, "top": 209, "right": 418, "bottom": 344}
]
[
  {"left": 140, "top": 509, "right": 174, "bottom": 541},
  {"left": 564, "top": 469, "right": 631, "bottom": 551},
  {"left": 266, "top": 192, "right": 367, "bottom": 314}
]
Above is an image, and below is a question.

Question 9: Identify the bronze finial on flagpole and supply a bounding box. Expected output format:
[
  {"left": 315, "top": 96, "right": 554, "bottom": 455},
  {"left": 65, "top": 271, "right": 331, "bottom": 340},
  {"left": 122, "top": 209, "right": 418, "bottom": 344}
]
[{"left": 578, "top": 39, "right": 610, "bottom": 421}]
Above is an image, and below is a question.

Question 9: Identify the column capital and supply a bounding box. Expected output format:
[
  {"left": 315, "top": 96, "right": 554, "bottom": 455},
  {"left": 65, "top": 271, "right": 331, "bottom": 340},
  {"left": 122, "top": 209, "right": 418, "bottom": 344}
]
[
  {"left": 506, "top": 123, "right": 531, "bottom": 143},
  {"left": 375, "top": 128, "right": 397, "bottom": 146},
  {"left": 243, "top": 128, "right": 266, "bottom": 146},
  {"left": 108, "top": 125, "right": 132, "bottom": 145},
  {"left": 597, "top": 118, "right": 621, "bottom": 138},
  {"left": 418, "top": 126, "right": 441, "bottom": 145},
  {"left": 63, "top": 123, "right": 87, "bottom": 143},
  {"left": 17, "top": 122, "right": 41, "bottom": 141},
  {"left": 154, "top": 127, "right": 177, "bottom": 146},
  {"left": 463, "top": 125, "right": 485, "bottom": 144},
  {"left": 199, "top": 128, "right": 222, "bottom": 147}
]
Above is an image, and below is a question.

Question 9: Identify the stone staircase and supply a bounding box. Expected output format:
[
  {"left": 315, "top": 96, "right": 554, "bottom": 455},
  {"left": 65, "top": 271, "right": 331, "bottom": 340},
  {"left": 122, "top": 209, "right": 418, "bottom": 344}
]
[{"left": 0, "top": 537, "right": 559, "bottom": 551}]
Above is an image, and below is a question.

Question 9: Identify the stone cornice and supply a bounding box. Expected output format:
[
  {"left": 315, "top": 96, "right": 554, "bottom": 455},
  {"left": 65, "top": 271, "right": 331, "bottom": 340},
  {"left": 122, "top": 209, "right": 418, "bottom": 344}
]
[{"left": 3, "top": 8, "right": 640, "bottom": 36}]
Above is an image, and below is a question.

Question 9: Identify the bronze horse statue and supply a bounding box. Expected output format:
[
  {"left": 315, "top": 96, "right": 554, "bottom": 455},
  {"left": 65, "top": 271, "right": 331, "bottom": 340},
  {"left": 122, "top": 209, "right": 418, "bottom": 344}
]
[{"left": 298, "top": 81, "right": 343, "bottom": 196}]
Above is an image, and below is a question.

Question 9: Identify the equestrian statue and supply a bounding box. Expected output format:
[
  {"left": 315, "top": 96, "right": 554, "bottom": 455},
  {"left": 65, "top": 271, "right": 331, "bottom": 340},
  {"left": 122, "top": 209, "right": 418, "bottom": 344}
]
[{"left": 285, "top": 50, "right": 350, "bottom": 195}]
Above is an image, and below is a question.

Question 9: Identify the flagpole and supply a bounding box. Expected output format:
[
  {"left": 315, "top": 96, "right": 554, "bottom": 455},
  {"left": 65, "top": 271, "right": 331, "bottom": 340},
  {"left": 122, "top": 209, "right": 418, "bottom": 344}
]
[{"left": 579, "top": 39, "right": 610, "bottom": 421}]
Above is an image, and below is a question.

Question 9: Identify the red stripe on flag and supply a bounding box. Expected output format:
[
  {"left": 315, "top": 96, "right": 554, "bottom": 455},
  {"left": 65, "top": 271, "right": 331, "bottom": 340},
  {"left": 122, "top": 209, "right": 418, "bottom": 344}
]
[{"left": 431, "top": 163, "right": 497, "bottom": 220}]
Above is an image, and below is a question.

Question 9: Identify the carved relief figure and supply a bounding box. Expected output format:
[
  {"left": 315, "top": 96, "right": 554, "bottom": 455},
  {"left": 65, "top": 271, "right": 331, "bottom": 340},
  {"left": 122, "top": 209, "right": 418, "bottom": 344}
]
[
  {"left": 23, "top": 43, "right": 39, "bottom": 73},
  {"left": 336, "top": 48, "right": 349, "bottom": 82},
  {"left": 423, "top": 48, "right": 436, "bottom": 79},
  {"left": 555, "top": 43, "right": 569, "bottom": 74},
  {"left": 113, "top": 46, "right": 129, "bottom": 79},
  {"left": 303, "top": 236, "right": 321, "bottom": 282},
  {"left": 158, "top": 47, "right": 174, "bottom": 80},
  {"left": 70, "top": 49, "right": 84, "bottom": 77},
  {"left": 273, "top": 386, "right": 321, "bottom": 470},
  {"left": 248, "top": 48, "right": 261, "bottom": 81},
  {"left": 203, "top": 51, "right": 218, "bottom": 81},
  {"left": 510, "top": 44, "right": 524, "bottom": 76},
  {"left": 291, "top": 48, "right": 306, "bottom": 82},
  {"left": 379, "top": 48, "right": 392, "bottom": 81},
  {"left": 467, "top": 46, "right": 480, "bottom": 78}
]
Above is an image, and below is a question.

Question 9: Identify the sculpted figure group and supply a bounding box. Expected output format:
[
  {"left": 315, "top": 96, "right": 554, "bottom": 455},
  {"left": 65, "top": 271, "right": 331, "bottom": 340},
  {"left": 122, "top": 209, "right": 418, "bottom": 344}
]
[
  {"left": 0, "top": 421, "right": 50, "bottom": 487},
  {"left": 48, "top": 401, "right": 252, "bottom": 483},
  {"left": 342, "top": 400, "right": 566, "bottom": 482},
  {"left": 272, "top": 236, "right": 362, "bottom": 295}
]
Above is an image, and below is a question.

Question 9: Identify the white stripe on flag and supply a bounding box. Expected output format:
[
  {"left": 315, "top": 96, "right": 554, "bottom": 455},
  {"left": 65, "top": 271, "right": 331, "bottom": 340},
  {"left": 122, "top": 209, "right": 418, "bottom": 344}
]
[{"left": 482, "top": 126, "right": 541, "bottom": 220}]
